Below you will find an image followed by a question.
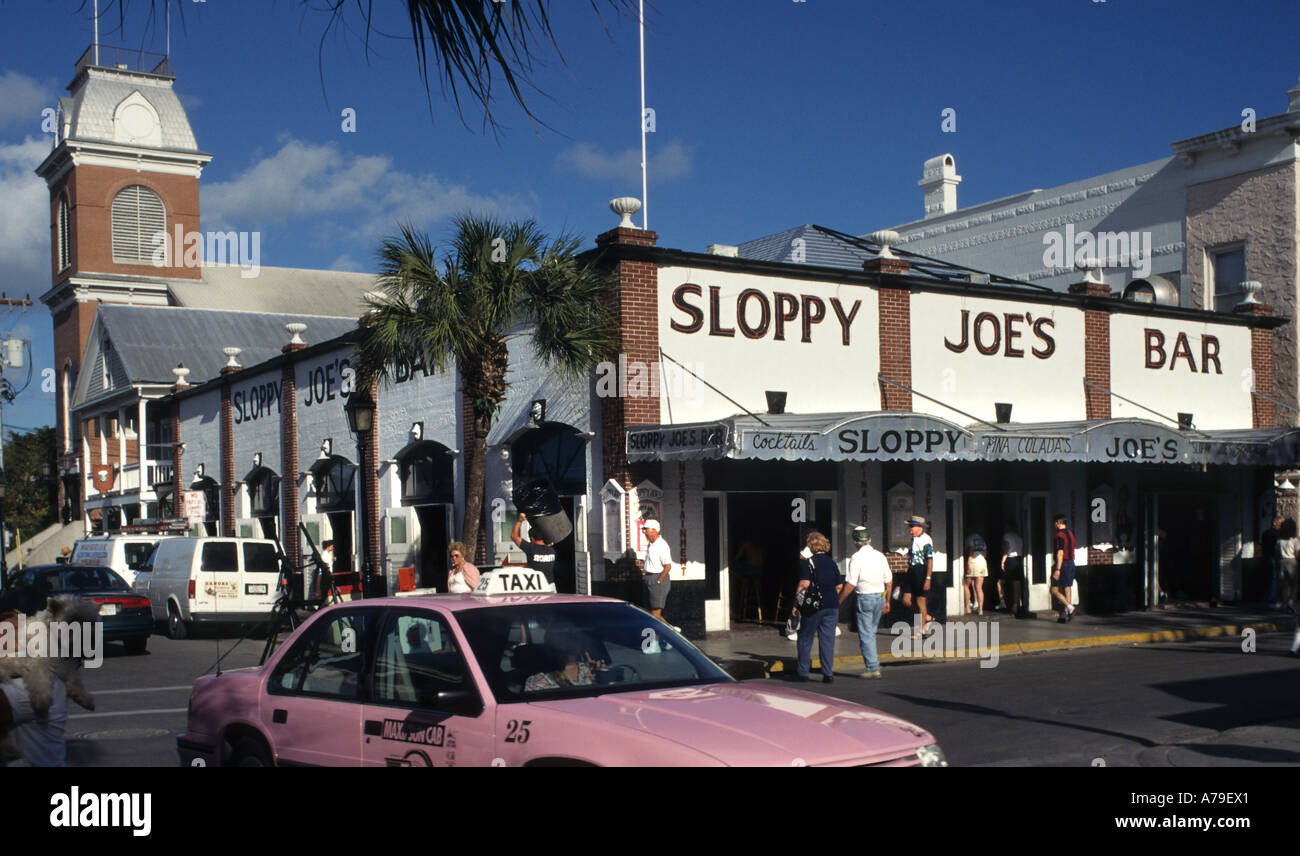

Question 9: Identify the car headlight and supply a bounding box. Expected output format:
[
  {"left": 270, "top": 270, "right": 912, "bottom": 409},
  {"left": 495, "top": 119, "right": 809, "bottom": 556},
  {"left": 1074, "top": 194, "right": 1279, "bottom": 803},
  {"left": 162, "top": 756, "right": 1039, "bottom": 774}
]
[{"left": 916, "top": 744, "right": 947, "bottom": 767}]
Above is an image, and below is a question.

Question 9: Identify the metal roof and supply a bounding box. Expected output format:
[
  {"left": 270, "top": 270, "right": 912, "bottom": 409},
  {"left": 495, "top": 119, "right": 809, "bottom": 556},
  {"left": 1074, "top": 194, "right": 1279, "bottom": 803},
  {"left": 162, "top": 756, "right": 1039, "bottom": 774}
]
[
  {"left": 169, "top": 266, "right": 378, "bottom": 317},
  {"left": 94, "top": 304, "right": 357, "bottom": 386},
  {"left": 737, "top": 225, "right": 876, "bottom": 269},
  {"left": 64, "top": 69, "right": 199, "bottom": 152}
]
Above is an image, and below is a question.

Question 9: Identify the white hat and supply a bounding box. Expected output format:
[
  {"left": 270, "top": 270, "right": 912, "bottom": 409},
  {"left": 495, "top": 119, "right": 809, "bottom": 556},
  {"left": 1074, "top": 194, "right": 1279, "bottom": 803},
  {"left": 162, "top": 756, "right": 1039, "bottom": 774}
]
[{"left": 642, "top": 519, "right": 661, "bottom": 531}]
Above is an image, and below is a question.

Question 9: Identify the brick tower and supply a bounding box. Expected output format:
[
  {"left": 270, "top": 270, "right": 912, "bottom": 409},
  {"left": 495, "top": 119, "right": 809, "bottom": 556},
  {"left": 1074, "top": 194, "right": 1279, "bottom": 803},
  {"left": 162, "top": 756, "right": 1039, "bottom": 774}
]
[{"left": 34, "top": 45, "right": 212, "bottom": 521}]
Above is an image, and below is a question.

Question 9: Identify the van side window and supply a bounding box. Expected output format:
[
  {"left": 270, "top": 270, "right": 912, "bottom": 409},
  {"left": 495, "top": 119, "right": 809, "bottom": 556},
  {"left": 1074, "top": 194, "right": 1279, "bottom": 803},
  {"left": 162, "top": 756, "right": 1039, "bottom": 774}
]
[
  {"left": 243, "top": 542, "right": 279, "bottom": 574},
  {"left": 200, "top": 542, "right": 238, "bottom": 572},
  {"left": 271, "top": 609, "right": 376, "bottom": 700}
]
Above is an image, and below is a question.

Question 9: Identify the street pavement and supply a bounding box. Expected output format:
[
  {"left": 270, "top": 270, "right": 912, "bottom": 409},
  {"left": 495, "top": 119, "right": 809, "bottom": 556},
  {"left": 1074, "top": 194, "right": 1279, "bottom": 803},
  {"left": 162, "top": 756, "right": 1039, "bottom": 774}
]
[{"left": 774, "top": 631, "right": 1300, "bottom": 767}]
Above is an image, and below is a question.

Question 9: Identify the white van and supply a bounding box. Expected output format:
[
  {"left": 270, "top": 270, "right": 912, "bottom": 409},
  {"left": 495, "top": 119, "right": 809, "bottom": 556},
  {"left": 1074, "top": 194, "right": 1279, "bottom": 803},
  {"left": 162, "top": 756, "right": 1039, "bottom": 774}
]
[
  {"left": 147, "top": 537, "right": 283, "bottom": 639},
  {"left": 70, "top": 534, "right": 177, "bottom": 588}
]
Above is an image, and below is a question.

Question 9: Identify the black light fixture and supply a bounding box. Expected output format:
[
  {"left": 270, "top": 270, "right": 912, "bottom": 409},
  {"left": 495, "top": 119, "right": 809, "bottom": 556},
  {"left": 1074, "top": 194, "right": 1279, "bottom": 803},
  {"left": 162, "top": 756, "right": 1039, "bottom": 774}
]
[
  {"left": 765, "top": 391, "right": 787, "bottom": 414},
  {"left": 1177, "top": 412, "right": 1194, "bottom": 431},
  {"left": 529, "top": 399, "right": 546, "bottom": 426},
  {"left": 345, "top": 389, "right": 376, "bottom": 435},
  {"left": 995, "top": 402, "right": 1013, "bottom": 424}
]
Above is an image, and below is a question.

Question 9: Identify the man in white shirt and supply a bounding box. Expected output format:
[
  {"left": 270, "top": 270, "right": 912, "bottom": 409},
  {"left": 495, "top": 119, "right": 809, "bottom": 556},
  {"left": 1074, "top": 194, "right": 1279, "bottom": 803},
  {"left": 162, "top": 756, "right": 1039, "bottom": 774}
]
[
  {"left": 639, "top": 520, "right": 678, "bottom": 631},
  {"left": 840, "top": 526, "right": 892, "bottom": 678}
]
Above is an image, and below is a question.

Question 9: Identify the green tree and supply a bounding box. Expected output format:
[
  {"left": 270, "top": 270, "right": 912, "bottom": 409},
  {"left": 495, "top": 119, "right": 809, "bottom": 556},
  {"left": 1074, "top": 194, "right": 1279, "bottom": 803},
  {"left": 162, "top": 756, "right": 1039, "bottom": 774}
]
[
  {"left": 3, "top": 427, "right": 57, "bottom": 550},
  {"left": 357, "top": 215, "right": 618, "bottom": 559}
]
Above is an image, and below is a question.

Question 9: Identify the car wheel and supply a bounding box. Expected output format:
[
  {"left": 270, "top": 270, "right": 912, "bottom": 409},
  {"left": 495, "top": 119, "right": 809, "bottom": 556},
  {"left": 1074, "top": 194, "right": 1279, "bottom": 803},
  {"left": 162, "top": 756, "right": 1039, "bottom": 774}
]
[
  {"left": 124, "top": 636, "right": 148, "bottom": 655},
  {"left": 166, "top": 604, "right": 189, "bottom": 640},
  {"left": 229, "top": 737, "right": 272, "bottom": 768}
]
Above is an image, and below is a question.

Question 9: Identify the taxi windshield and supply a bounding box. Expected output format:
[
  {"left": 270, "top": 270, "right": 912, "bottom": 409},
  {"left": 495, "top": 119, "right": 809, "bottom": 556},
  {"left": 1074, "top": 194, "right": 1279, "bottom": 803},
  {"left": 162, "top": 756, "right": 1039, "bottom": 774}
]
[{"left": 455, "top": 602, "right": 732, "bottom": 702}]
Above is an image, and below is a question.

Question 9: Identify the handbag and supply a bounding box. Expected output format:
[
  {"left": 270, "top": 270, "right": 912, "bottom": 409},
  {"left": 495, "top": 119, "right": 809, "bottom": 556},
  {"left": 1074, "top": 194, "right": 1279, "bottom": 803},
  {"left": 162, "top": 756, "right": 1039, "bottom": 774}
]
[{"left": 795, "top": 558, "right": 824, "bottom": 614}]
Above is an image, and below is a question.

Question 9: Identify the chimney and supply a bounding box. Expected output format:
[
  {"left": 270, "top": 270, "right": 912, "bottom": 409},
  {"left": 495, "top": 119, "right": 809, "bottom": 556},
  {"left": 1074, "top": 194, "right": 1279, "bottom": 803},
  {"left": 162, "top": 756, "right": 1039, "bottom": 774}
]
[
  {"left": 1289, "top": 77, "right": 1300, "bottom": 113},
  {"left": 919, "top": 154, "right": 961, "bottom": 219}
]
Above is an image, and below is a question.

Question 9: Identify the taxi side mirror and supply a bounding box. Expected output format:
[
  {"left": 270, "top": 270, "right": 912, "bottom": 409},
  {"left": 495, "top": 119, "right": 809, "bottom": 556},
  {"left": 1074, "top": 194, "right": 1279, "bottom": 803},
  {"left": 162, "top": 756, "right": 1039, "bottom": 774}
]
[{"left": 430, "top": 689, "right": 483, "bottom": 717}]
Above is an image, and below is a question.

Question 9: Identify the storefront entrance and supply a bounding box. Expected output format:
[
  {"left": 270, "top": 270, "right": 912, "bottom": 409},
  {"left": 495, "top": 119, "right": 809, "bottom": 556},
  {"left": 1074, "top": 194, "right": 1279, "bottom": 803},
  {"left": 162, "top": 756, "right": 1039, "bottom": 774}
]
[
  {"left": 725, "top": 491, "right": 835, "bottom": 624},
  {"left": 947, "top": 491, "right": 1050, "bottom": 615},
  {"left": 414, "top": 504, "right": 450, "bottom": 589},
  {"left": 1154, "top": 493, "right": 1216, "bottom": 602}
]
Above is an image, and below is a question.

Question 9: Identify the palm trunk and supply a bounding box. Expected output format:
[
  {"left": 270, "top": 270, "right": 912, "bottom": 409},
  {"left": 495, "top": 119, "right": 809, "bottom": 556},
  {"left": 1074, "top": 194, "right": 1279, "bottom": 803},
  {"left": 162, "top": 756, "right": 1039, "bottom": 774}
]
[
  {"left": 462, "top": 408, "right": 491, "bottom": 561},
  {"left": 461, "top": 333, "right": 509, "bottom": 561}
]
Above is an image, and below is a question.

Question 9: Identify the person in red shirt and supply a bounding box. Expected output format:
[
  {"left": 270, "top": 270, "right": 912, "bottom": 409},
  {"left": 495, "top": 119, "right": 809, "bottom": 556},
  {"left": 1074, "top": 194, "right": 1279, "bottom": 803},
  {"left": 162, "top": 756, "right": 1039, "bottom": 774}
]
[{"left": 1051, "top": 515, "right": 1077, "bottom": 622}]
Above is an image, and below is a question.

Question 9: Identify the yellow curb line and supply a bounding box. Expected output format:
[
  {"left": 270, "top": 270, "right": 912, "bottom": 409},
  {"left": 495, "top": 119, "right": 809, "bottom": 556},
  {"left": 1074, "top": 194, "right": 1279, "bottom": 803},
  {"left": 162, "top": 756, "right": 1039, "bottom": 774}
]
[{"left": 760, "top": 621, "right": 1283, "bottom": 675}]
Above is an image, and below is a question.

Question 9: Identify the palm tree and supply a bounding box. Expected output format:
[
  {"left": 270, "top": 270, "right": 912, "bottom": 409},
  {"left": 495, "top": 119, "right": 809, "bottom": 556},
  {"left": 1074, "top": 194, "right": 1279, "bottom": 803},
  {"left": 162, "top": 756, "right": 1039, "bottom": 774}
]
[{"left": 357, "top": 215, "right": 619, "bottom": 559}]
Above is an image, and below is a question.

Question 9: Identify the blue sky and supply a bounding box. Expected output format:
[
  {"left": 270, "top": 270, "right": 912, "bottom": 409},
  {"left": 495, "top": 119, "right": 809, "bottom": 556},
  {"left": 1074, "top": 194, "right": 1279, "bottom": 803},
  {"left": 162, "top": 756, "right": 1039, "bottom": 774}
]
[{"left": 0, "top": 0, "right": 1297, "bottom": 433}]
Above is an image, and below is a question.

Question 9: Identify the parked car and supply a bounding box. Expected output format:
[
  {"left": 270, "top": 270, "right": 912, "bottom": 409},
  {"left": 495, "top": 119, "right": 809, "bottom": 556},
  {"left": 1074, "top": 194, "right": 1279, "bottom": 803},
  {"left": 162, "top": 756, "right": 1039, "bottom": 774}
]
[
  {"left": 70, "top": 534, "right": 177, "bottom": 588},
  {"left": 177, "top": 568, "right": 945, "bottom": 767},
  {"left": 146, "top": 537, "right": 282, "bottom": 639},
  {"left": 4, "top": 563, "right": 152, "bottom": 654}
]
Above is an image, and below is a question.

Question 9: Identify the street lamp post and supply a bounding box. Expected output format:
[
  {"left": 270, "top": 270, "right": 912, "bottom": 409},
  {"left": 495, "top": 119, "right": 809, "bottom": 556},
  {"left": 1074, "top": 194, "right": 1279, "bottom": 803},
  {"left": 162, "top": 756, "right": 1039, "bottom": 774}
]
[{"left": 344, "top": 387, "right": 380, "bottom": 598}]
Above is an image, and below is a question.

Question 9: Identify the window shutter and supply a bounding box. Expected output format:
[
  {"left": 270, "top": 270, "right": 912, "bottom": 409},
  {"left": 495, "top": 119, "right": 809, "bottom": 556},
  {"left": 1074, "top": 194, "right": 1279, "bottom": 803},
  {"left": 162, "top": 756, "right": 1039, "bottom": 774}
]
[{"left": 111, "top": 185, "right": 166, "bottom": 263}]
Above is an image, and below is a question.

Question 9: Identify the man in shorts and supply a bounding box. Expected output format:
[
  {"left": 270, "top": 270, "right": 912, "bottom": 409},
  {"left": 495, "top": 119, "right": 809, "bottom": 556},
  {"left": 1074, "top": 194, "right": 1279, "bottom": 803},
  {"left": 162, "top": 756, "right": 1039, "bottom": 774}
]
[
  {"left": 1000, "top": 523, "right": 1027, "bottom": 618},
  {"left": 639, "top": 520, "right": 679, "bottom": 631},
  {"left": 1051, "top": 514, "right": 1077, "bottom": 622},
  {"left": 895, "top": 516, "right": 933, "bottom": 633}
]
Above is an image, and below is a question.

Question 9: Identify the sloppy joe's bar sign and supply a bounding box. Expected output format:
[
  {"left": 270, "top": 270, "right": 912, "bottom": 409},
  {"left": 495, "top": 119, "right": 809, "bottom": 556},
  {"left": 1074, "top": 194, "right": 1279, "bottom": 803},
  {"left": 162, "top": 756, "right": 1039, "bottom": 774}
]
[
  {"left": 626, "top": 423, "right": 729, "bottom": 461},
  {"left": 656, "top": 267, "right": 882, "bottom": 423},
  {"left": 740, "top": 415, "right": 973, "bottom": 462}
]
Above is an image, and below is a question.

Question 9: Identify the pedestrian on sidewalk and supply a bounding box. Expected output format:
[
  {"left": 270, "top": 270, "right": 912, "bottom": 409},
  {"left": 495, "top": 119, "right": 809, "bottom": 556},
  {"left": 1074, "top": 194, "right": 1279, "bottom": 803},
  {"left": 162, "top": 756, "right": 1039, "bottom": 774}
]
[
  {"left": 636, "top": 519, "right": 680, "bottom": 632},
  {"left": 1001, "top": 523, "right": 1027, "bottom": 618},
  {"left": 1278, "top": 518, "right": 1298, "bottom": 614},
  {"left": 964, "top": 531, "right": 989, "bottom": 615},
  {"left": 1262, "top": 514, "right": 1283, "bottom": 608},
  {"left": 794, "top": 531, "right": 845, "bottom": 683},
  {"left": 512, "top": 513, "right": 559, "bottom": 587},
  {"left": 841, "top": 526, "right": 891, "bottom": 678},
  {"left": 894, "top": 516, "right": 934, "bottom": 633},
  {"left": 1051, "top": 514, "right": 1077, "bottom": 622}
]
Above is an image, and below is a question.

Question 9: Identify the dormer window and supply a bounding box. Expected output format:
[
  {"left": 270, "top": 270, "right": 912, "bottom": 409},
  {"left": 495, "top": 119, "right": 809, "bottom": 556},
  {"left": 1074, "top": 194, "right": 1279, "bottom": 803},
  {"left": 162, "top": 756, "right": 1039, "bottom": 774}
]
[{"left": 111, "top": 185, "right": 165, "bottom": 264}]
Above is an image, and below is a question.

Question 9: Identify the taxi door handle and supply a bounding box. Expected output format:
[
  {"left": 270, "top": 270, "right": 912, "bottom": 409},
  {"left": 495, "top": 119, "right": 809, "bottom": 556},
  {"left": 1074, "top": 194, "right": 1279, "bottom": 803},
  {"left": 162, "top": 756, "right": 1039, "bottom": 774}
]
[
  {"left": 364, "top": 720, "right": 382, "bottom": 736},
  {"left": 272, "top": 709, "right": 288, "bottom": 724}
]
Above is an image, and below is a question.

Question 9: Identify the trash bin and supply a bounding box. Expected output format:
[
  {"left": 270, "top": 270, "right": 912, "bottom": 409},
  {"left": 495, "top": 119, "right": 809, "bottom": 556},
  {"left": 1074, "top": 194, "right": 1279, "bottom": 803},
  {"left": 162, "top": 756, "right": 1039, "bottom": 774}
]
[{"left": 513, "top": 479, "right": 572, "bottom": 544}]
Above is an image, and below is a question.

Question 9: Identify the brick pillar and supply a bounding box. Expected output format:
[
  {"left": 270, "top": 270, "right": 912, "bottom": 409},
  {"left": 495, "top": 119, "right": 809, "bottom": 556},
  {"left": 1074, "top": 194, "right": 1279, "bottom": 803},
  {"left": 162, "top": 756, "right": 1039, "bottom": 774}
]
[
  {"left": 596, "top": 225, "right": 662, "bottom": 581},
  {"left": 1069, "top": 280, "right": 1112, "bottom": 419},
  {"left": 1234, "top": 301, "right": 1276, "bottom": 429},
  {"left": 219, "top": 361, "right": 240, "bottom": 536},
  {"left": 281, "top": 340, "right": 305, "bottom": 570},
  {"left": 875, "top": 285, "right": 912, "bottom": 410}
]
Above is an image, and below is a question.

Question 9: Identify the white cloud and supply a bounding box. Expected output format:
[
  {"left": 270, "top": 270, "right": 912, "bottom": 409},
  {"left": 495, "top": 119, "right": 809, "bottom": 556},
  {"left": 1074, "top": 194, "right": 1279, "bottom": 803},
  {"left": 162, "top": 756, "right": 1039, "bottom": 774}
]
[
  {"left": 0, "top": 72, "right": 53, "bottom": 131},
  {"left": 202, "top": 137, "right": 531, "bottom": 242},
  {"left": 0, "top": 137, "right": 54, "bottom": 294},
  {"left": 556, "top": 139, "right": 693, "bottom": 183}
]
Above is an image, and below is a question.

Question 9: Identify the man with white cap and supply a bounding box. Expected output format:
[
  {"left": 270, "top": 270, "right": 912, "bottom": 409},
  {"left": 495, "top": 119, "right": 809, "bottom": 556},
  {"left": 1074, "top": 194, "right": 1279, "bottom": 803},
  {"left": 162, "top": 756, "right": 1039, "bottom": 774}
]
[
  {"left": 640, "top": 520, "right": 678, "bottom": 630},
  {"left": 841, "top": 525, "right": 892, "bottom": 678}
]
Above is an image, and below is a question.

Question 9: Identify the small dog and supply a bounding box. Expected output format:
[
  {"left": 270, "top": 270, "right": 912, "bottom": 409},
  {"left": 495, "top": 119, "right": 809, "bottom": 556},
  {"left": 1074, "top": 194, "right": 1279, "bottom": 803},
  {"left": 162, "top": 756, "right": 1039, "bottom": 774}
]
[{"left": 0, "top": 595, "right": 99, "bottom": 717}]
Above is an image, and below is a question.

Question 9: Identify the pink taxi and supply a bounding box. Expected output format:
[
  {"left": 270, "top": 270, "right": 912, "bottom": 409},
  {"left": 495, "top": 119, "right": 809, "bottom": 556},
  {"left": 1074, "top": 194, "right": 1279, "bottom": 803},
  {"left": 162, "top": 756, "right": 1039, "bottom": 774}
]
[{"left": 178, "top": 571, "right": 945, "bottom": 767}]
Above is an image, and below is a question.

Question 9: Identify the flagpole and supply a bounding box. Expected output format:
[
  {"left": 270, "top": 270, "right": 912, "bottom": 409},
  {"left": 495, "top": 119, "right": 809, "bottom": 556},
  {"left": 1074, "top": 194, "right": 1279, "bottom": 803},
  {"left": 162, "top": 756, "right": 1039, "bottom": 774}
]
[
  {"left": 93, "top": 0, "right": 100, "bottom": 65},
  {"left": 638, "top": 0, "right": 647, "bottom": 230}
]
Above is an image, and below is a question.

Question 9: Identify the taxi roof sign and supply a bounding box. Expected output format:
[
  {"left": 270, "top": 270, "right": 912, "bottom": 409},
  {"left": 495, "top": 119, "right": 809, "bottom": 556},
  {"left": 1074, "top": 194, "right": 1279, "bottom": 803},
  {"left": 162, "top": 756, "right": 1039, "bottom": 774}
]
[{"left": 473, "top": 568, "right": 555, "bottom": 595}]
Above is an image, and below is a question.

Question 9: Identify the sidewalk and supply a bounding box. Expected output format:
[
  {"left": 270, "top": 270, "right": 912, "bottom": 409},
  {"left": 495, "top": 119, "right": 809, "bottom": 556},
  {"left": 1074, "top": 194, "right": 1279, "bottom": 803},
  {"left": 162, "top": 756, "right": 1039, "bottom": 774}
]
[{"left": 699, "top": 604, "right": 1293, "bottom": 679}]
